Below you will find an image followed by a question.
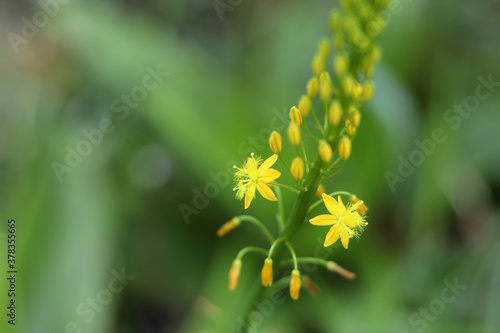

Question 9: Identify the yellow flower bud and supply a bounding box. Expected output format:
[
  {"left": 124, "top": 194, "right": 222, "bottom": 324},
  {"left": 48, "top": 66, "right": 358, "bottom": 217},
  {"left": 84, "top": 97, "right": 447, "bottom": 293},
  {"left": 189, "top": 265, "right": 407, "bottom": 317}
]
[
  {"left": 318, "top": 38, "right": 330, "bottom": 60},
  {"left": 316, "top": 184, "right": 326, "bottom": 198},
  {"left": 298, "top": 95, "right": 312, "bottom": 118},
  {"left": 261, "top": 258, "right": 273, "bottom": 287},
  {"left": 306, "top": 77, "right": 319, "bottom": 98},
  {"left": 363, "top": 81, "right": 374, "bottom": 101},
  {"left": 347, "top": 124, "right": 357, "bottom": 137},
  {"left": 330, "top": 10, "right": 342, "bottom": 32},
  {"left": 319, "top": 81, "right": 332, "bottom": 102},
  {"left": 348, "top": 106, "right": 361, "bottom": 127},
  {"left": 291, "top": 157, "right": 304, "bottom": 181},
  {"left": 312, "top": 54, "right": 324, "bottom": 76},
  {"left": 352, "top": 82, "right": 364, "bottom": 100},
  {"left": 289, "top": 106, "right": 302, "bottom": 127},
  {"left": 342, "top": 75, "right": 355, "bottom": 96},
  {"left": 328, "top": 100, "right": 342, "bottom": 125},
  {"left": 289, "top": 269, "right": 301, "bottom": 300},
  {"left": 287, "top": 122, "right": 301, "bottom": 147},
  {"left": 338, "top": 136, "right": 352, "bottom": 161},
  {"left": 269, "top": 131, "right": 283, "bottom": 155},
  {"left": 349, "top": 194, "right": 369, "bottom": 215},
  {"left": 334, "top": 54, "right": 349, "bottom": 77},
  {"left": 318, "top": 139, "right": 333, "bottom": 163},
  {"left": 319, "top": 71, "right": 331, "bottom": 85},
  {"left": 229, "top": 259, "right": 242, "bottom": 290},
  {"left": 217, "top": 217, "right": 241, "bottom": 237}
]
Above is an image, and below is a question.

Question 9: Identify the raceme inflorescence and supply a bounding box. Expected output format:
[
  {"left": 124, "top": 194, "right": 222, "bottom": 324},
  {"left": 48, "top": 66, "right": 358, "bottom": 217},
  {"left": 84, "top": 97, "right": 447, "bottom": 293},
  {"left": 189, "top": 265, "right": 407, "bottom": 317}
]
[{"left": 218, "top": 0, "right": 390, "bottom": 302}]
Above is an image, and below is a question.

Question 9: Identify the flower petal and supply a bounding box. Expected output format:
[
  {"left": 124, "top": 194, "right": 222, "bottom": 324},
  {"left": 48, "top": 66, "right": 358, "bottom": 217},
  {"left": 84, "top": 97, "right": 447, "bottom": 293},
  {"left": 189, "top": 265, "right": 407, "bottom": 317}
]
[
  {"left": 340, "top": 229, "right": 350, "bottom": 249},
  {"left": 244, "top": 185, "right": 256, "bottom": 209},
  {"left": 246, "top": 156, "right": 257, "bottom": 176},
  {"left": 324, "top": 225, "right": 340, "bottom": 247},
  {"left": 258, "top": 154, "right": 278, "bottom": 174},
  {"left": 343, "top": 212, "right": 362, "bottom": 228},
  {"left": 337, "top": 196, "right": 346, "bottom": 212},
  {"left": 259, "top": 168, "right": 281, "bottom": 183},
  {"left": 322, "top": 193, "right": 343, "bottom": 217},
  {"left": 310, "top": 214, "right": 335, "bottom": 226},
  {"left": 257, "top": 182, "right": 277, "bottom": 201}
]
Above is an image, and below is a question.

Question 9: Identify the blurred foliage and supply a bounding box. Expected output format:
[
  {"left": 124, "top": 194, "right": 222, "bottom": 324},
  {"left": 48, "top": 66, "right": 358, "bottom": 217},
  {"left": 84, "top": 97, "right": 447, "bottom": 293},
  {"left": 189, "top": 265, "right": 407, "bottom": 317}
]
[{"left": 0, "top": 0, "right": 499, "bottom": 332}]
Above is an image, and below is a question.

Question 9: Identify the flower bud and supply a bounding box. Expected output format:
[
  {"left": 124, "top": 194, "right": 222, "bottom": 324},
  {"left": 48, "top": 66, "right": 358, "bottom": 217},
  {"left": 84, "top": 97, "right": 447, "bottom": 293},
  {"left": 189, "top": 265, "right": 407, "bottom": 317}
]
[
  {"left": 289, "top": 269, "right": 301, "bottom": 300},
  {"left": 363, "top": 81, "right": 374, "bottom": 101},
  {"left": 352, "top": 82, "right": 364, "bottom": 100},
  {"left": 302, "top": 277, "right": 320, "bottom": 296},
  {"left": 306, "top": 77, "right": 319, "bottom": 98},
  {"left": 269, "top": 131, "right": 283, "bottom": 155},
  {"left": 312, "top": 54, "right": 324, "bottom": 76},
  {"left": 319, "top": 71, "right": 331, "bottom": 85},
  {"left": 261, "top": 258, "right": 273, "bottom": 287},
  {"left": 229, "top": 259, "right": 242, "bottom": 290},
  {"left": 291, "top": 157, "right": 304, "bottom": 181},
  {"left": 334, "top": 54, "right": 349, "bottom": 77},
  {"left": 287, "top": 122, "right": 301, "bottom": 147},
  {"left": 290, "top": 106, "right": 302, "bottom": 127},
  {"left": 348, "top": 106, "right": 361, "bottom": 127},
  {"left": 326, "top": 261, "right": 355, "bottom": 280},
  {"left": 338, "top": 136, "right": 352, "bottom": 161},
  {"left": 298, "top": 95, "right": 312, "bottom": 118},
  {"left": 316, "top": 184, "right": 326, "bottom": 197},
  {"left": 330, "top": 10, "right": 342, "bottom": 32},
  {"left": 342, "top": 75, "right": 355, "bottom": 96},
  {"left": 328, "top": 100, "right": 342, "bottom": 125},
  {"left": 318, "top": 140, "right": 333, "bottom": 164},
  {"left": 217, "top": 217, "right": 241, "bottom": 237},
  {"left": 349, "top": 194, "right": 369, "bottom": 215},
  {"left": 318, "top": 38, "right": 330, "bottom": 60},
  {"left": 346, "top": 124, "right": 357, "bottom": 137},
  {"left": 319, "top": 81, "right": 332, "bottom": 102}
]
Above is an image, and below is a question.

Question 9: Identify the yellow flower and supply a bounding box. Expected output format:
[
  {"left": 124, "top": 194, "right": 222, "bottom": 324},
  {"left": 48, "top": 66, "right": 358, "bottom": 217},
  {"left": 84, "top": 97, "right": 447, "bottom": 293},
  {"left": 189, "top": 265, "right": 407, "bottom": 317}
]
[
  {"left": 289, "top": 269, "right": 301, "bottom": 300},
  {"left": 315, "top": 184, "right": 326, "bottom": 197},
  {"left": 309, "top": 194, "right": 367, "bottom": 249},
  {"left": 349, "top": 194, "right": 369, "bottom": 215},
  {"left": 328, "top": 100, "right": 343, "bottom": 125},
  {"left": 290, "top": 106, "right": 302, "bottom": 127},
  {"left": 261, "top": 258, "right": 273, "bottom": 287},
  {"left": 233, "top": 153, "right": 281, "bottom": 209},
  {"left": 229, "top": 259, "right": 242, "bottom": 290}
]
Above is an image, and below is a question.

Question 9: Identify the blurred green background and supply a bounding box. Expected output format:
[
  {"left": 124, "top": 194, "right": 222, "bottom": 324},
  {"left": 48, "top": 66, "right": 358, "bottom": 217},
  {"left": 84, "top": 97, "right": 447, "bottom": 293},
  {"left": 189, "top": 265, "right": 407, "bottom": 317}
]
[{"left": 1, "top": 0, "right": 499, "bottom": 332}]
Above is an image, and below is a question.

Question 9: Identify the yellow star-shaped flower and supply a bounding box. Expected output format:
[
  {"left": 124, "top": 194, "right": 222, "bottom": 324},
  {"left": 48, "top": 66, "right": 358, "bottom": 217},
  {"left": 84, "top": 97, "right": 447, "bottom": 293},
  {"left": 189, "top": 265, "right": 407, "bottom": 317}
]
[
  {"left": 310, "top": 194, "right": 367, "bottom": 248},
  {"left": 233, "top": 153, "right": 281, "bottom": 209}
]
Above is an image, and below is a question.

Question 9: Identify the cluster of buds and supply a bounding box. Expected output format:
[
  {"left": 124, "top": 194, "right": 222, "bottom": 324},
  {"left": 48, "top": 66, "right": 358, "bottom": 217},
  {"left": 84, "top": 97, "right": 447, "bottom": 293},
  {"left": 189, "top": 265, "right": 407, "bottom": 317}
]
[{"left": 218, "top": 0, "right": 388, "bottom": 303}]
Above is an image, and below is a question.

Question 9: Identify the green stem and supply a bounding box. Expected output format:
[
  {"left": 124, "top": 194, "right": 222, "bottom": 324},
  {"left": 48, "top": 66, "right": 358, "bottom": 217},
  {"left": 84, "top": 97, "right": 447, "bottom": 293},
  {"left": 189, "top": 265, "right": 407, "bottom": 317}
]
[
  {"left": 236, "top": 247, "right": 269, "bottom": 260},
  {"left": 310, "top": 105, "right": 323, "bottom": 133},
  {"left": 308, "top": 191, "right": 352, "bottom": 213},
  {"left": 279, "top": 154, "right": 291, "bottom": 172},
  {"left": 272, "top": 182, "right": 300, "bottom": 194},
  {"left": 303, "top": 121, "right": 320, "bottom": 141},
  {"left": 285, "top": 242, "right": 298, "bottom": 270},
  {"left": 275, "top": 187, "right": 286, "bottom": 231},
  {"left": 239, "top": 215, "right": 275, "bottom": 243}
]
